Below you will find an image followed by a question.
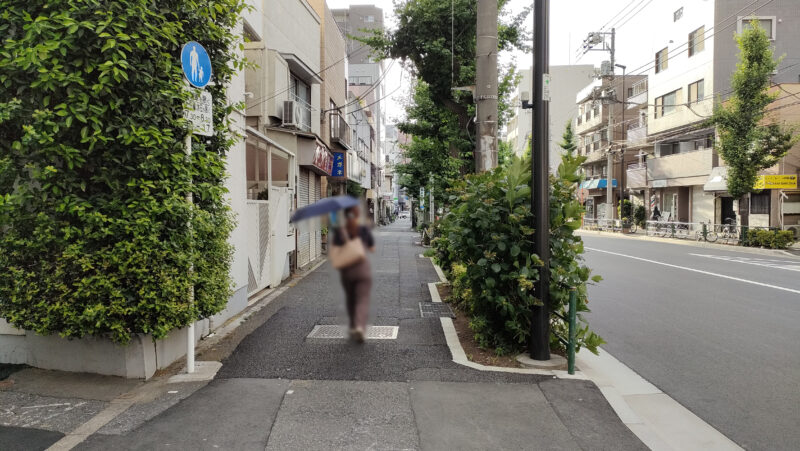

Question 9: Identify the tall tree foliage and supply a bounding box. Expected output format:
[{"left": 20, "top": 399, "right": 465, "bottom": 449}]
[
  {"left": 0, "top": 1, "right": 245, "bottom": 343},
  {"left": 362, "top": 0, "right": 528, "bottom": 196},
  {"left": 710, "top": 21, "right": 796, "bottom": 199}
]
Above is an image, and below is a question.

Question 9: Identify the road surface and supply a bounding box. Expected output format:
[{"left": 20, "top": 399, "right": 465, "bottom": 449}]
[{"left": 582, "top": 233, "right": 800, "bottom": 451}]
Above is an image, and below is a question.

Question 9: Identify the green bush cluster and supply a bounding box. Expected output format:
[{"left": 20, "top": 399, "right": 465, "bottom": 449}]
[
  {"left": 746, "top": 229, "right": 795, "bottom": 249},
  {"left": 0, "top": 1, "right": 245, "bottom": 343},
  {"left": 633, "top": 205, "right": 647, "bottom": 228},
  {"left": 433, "top": 140, "right": 604, "bottom": 356}
]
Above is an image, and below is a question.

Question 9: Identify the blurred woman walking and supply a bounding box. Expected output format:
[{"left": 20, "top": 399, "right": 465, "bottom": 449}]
[{"left": 330, "top": 205, "right": 375, "bottom": 343}]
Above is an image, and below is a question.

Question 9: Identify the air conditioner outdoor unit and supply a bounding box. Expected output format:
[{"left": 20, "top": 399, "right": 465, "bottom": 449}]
[
  {"left": 282, "top": 100, "right": 296, "bottom": 127},
  {"left": 786, "top": 225, "right": 800, "bottom": 239}
]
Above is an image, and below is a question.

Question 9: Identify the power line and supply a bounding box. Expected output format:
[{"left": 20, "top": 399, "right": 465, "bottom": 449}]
[
  {"left": 614, "top": 0, "right": 655, "bottom": 30},
  {"left": 624, "top": 0, "right": 773, "bottom": 77},
  {"left": 600, "top": 0, "right": 640, "bottom": 31}
]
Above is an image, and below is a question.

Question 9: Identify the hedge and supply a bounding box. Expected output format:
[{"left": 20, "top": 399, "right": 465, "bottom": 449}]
[
  {"left": 0, "top": 1, "right": 245, "bottom": 343},
  {"left": 746, "top": 229, "right": 795, "bottom": 249}
]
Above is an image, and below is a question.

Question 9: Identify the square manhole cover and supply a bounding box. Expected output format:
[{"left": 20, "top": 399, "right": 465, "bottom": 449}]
[
  {"left": 419, "top": 302, "right": 455, "bottom": 318},
  {"left": 307, "top": 325, "right": 399, "bottom": 340}
]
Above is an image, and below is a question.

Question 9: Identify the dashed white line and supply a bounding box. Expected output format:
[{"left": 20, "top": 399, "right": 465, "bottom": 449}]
[{"left": 586, "top": 247, "right": 800, "bottom": 295}]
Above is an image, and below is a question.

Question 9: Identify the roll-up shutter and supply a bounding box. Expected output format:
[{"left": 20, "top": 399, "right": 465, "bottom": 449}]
[{"left": 297, "top": 169, "right": 310, "bottom": 267}]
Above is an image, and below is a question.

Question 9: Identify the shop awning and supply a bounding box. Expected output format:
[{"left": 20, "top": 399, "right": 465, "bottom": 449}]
[
  {"left": 703, "top": 167, "right": 728, "bottom": 192},
  {"left": 581, "top": 179, "right": 617, "bottom": 189}
]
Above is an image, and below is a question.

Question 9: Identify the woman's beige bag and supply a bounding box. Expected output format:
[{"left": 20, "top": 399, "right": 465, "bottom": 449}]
[{"left": 329, "top": 227, "right": 366, "bottom": 269}]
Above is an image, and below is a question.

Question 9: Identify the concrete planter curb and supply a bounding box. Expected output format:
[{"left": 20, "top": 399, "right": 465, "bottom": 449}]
[{"left": 419, "top": 255, "right": 585, "bottom": 380}]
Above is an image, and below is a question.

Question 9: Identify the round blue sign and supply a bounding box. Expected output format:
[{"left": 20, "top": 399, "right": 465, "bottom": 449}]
[{"left": 181, "top": 41, "right": 212, "bottom": 89}]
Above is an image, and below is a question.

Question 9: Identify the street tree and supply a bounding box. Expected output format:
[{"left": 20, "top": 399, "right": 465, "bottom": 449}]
[
  {"left": 361, "top": 0, "right": 528, "bottom": 197},
  {"left": 710, "top": 21, "right": 797, "bottom": 200}
]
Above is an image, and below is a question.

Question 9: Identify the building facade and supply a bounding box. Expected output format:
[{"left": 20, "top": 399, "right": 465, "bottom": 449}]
[{"left": 507, "top": 65, "right": 595, "bottom": 172}]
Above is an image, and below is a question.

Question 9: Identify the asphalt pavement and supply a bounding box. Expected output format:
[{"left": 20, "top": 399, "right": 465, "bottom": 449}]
[{"left": 581, "top": 233, "right": 800, "bottom": 451}]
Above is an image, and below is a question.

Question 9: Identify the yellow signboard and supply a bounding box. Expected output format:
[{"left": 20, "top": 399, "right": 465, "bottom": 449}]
[{"left": 754, "top": 175, "right": 798, "bottom": 190}]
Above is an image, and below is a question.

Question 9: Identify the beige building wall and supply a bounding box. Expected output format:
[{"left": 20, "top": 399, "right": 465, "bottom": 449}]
[{"left": 310, "top": 0, "right": 347, "bottom": 146}]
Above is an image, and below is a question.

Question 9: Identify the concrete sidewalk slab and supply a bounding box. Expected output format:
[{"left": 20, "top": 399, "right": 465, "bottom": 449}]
[
  {"left": 409, "top": 381, "right": 578, "bottom": 450},
  {"left": 3, "top": 368, "right": 140, "bottom": 401},
  {"left": 77, "top": 378, "right": 289, "bottom": 450},
  {"left": 538, "top": 378, "right": 647, "bottom": 450},
  {"left": 265, "top": 380, "right": 418, "bottom": 450}
]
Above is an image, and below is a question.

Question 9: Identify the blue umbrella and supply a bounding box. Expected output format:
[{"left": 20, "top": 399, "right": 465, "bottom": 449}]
[{"left": 290, "top": 195, "right": 360, "bottom": 223}]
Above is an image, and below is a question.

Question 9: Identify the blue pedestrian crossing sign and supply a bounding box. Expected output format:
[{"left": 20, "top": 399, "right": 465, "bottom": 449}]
[{"left": 181, "top": 41, "right": 212, "bottom": 88}]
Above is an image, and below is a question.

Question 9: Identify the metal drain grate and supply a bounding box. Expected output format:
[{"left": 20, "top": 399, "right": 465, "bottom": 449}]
[
  {"left": 307, "top": 325, "right": 399, "bottom": 340},
  {"left": 419, "top": 302, "right": 455, "bottom": 318}
]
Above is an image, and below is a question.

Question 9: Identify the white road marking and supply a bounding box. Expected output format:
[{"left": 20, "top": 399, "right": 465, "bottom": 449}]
[
  {"left": 689, "top": 253, "right": 800, "bottom": 272},
  {"left": 586, "top": 247, "right": 800, "bottom": 295}
]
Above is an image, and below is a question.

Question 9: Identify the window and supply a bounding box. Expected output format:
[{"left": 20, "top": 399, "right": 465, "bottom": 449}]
[
  {"left": 655, "top": 48, "right": 669, "bottom": 73},
  {"left": 655, "top": 89, "right": 681, "bottom": 118},
  {"left": 739, "top": 17, "right": 775, "bottom": 40},
  {"left": 365, "top": 15, "right": 375, "bottom": 23},
  {"left": 659, "top": 142, "right": 681, "bottom": 157},
  {"left": 688, "top": 80, "right": 705, "bottom": 103},
  {"left": 689, "top": 26, "right": 705, "bottom": 57},
  {"left": 750, "top": 191, "right": 771, "bottom": 214},
  {"left": 674, "top": 7, "right": 683, "bottom": 22},
  {"left": 693, "top": 134, "right": 714, "bottom": 150},
  {"left": 627, "top": 87, "right": 634, "bottom": 98},
  {"left": 632, "top": 79, "right": 648, "bottom": 96},
  {"left": 349, "top": 75, "right": 372, "bottom": 85}
]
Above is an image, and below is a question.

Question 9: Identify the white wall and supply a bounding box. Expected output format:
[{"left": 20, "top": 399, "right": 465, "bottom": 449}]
[
  {"left": 647, "top": 1, "right": 715, "bottom": 135},
  {"left": 691, "top": 186, "right": 715, "bottom": 223}
]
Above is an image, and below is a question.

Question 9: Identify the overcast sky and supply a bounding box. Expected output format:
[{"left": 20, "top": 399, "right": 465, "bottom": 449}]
[{"left": 325, "top": 0, "right": 667, "bottom": 126}]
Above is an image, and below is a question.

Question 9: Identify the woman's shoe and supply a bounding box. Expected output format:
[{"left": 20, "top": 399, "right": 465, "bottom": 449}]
[{"left": 352, "top": 327, "right": 365, "bottom": 344}]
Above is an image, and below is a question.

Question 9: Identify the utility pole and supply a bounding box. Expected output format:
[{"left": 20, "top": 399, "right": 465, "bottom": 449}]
[
  {"left": 475, "top": 0, "right": 498, "bottom": 172},
  {"left": 616, "top": 64, "right": 627, "bottom": 209},
  {"left": 580, "top": 28, "right": 617, "bottom": 221},
  {"left": 605, "top": 29, "right": 616, "bottom": 221},
  {"left": 530, "top": 0, "right": 551, "bottom": 361}
]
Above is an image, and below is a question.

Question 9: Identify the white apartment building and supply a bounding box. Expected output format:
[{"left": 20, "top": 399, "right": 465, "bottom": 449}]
[
  {"left": 507, "top": 65, "right": 595, "bottom": 172},
  {"left": 643, "top": 1, "right": 800, "bottom": 227}
]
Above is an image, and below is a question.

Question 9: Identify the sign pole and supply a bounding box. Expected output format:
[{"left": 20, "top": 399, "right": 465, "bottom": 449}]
[
  {"left": 179, "top": 40, "right": 212, "bottom": 375},
  {"left": 185, "top": 132, "right": 195, "bottom": 374}
]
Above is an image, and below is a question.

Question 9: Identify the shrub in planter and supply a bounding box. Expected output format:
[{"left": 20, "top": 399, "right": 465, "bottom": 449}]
[
  {"left": 633, "top": 205, "right": 647, "bottom": 228},
  {"left": 0, "top": 1, "right": 244, "bottom": 344},
  {"left": 434, "top": 140, "right": 603, "bottom": 355}
]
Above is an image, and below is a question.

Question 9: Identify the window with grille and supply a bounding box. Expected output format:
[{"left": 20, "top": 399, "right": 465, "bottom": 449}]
[
  {"left": 750, "top": 191, "right": 770, "bottom": 214},
  {"left": 655, "top": 48, "right": 668, "bottom": 73},
  {"left": 689, "top": 26, "right": 705, "bottom": 57}
]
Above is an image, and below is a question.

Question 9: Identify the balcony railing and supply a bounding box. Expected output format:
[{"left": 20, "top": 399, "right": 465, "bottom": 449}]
[
  {"left": 330, "top": 112, "right": 351, "bottom": 149},
  {"left": 627, "top": 124, "right": 647, "bottom": 147}
]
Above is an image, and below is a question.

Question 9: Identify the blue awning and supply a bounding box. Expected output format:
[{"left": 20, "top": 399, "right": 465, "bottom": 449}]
[{"left": 581, "top": 179, "right": 617, "bottom": 189}]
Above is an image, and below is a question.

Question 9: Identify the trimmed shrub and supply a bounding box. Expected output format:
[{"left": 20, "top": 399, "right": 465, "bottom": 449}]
[
  {"left": 433, "top": 147, "right": 604, "bottom": 355},
  {"left": 0, "top": 1, "right": 245, "bottom": 343},
  {"left": 746, "top": 229, "right": 795, "bottom": 249}
]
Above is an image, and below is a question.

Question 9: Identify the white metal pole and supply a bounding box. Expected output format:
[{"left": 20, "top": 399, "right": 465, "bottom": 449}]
[{"left": 185, "top": 132, "right": 195, "bottom": 374}]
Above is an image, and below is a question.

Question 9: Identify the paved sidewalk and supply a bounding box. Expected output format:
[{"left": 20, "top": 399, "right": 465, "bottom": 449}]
[{"left": 5, "top": 220, "right": 645, "bottom": 450}]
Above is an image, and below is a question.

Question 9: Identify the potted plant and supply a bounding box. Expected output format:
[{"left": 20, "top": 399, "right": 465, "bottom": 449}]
[{"left": 320, "top": 226, "right": 328, "bottom": 253}]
